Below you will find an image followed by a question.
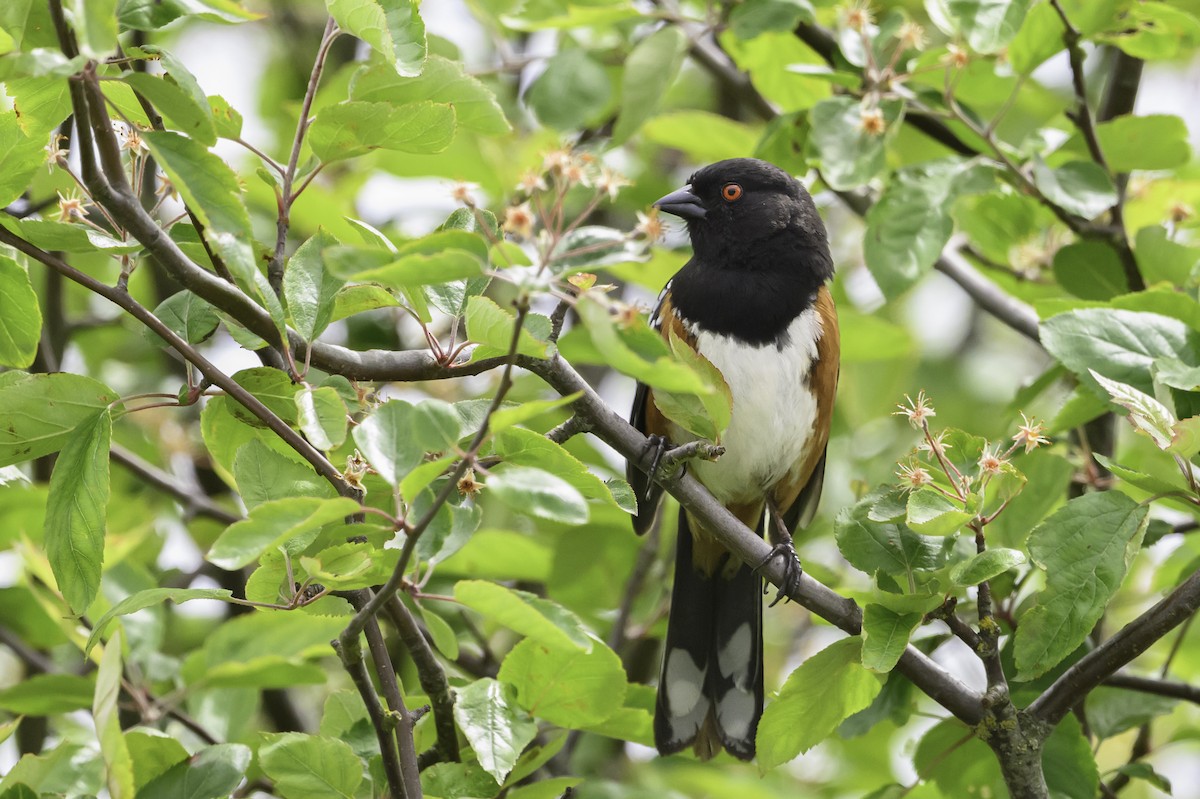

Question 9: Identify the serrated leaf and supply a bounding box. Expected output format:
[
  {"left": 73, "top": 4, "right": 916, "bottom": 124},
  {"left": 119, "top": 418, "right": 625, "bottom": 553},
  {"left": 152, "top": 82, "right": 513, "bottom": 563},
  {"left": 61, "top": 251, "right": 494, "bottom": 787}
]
[
  {"left": 0, "top": 673, "right": 95, "bottom": 714},
  {"left": 295, "top": 386, "right": 348, "bottom": 451},
  {"left": 1085, "top": 686, "right": 1178, "bottom": 740},
  {"left": 486, "top": 465, "right": 589, "bottom": 525},
  {"left": 284, "top": 228, "right": 344, "bottom": 340},
  {"left": 454, "top": 678, "right": 537, "bottom": 784},
  {"left": 259, "top": 733, "right": 363, "bottom": 799},
  {"left": 326, "top": 0, "right": 425, "bottom": 77},
  {"left": 86, "top": 587, "right": 234, "bottom": 654},
  {"left": 498, "top": 636, "right": 627, "bottom": 728},
  {"left": 232, "top": 438, "right": 336, "bottom": 508},
  {"left": 465, "top": 295, "right": 547, "bottom": 358},
  {"left": 860, "top": 605, "right": 922, "bottom": 673},
  {"left": 0, "top": 255, "right": 41, "bottom": 368},
  {"left": 348, "top": 248, "right": 483, "bottom": 288},
  {"left": 1041, "top": 309, "right": 1200, "bottom": 396},
  {"left": 0, "top": 371, "right": 117, "bottom": 467},
  {"left": 351, "top": 399, "right": 426, "bottom": 485},
  {"left": 45, "top": 409, "right": 111, "bottom": 615},
  {"left": 124, "top": 71, "right": 216, "bottom": 146},
  {"left": 1014, "top": 492, "right": 1148, "bottom": 679},
  {"left": 350, "top": 56, "right": 508, "bottom": 134},
  {"left": 835, "top": 491, "right": 946, "bottom": 580},
  {"left": 526, "top": 48, "right": 611, "bottom": 130},
  {"left": 456, "top": 580, "right": 591, "bottom": 651},
  {"left": 905, "top": 488, "right": 972, "bottom": 536},
  {"left": 1032, "top": 158, "right": 1117, "bottom": 220},
  {"left": 931, "top": 0, "right": 1030, "bottom": 54},
  {"left": 152, "top": 290, "right": 219, "bottom": 345},
  {"left": 949, "top": 547, "right": 1026, "bottom": 586},
  {"left": 206, "top": 496, "right": 361, "bottom": 570},
  {"left": 612, "top": 26, "right": 687, "bottom": 144},
  {"left": 809, "top": 96, "right": 903, "bottom": 191},
  {"left": 756, "top": 637, "right": 883, "bottom": 769},
  {"left": 641, "top": 110, "right": 760, "bottom": 164},
  {"left": 308, "top": 100, "right": 454, "bottom": 162},
  {"left": 1096, "top": 114, "right": 1190, "bottom": 172},
  {"left": 137, "top": 743, "right": 252, "bottom": 799},
  {"left": 1089, "top": 369, "right": 1177, "bottom": 449}
]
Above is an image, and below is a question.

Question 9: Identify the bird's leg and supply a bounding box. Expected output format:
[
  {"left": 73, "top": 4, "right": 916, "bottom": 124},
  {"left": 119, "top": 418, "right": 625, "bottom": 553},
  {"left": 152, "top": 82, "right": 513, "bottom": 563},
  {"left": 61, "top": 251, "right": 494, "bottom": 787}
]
[
  {"left": 644, "top": 434, "right": 672, "bottom": 484},
  {"left": 755, "top": 497, "right": 803, "bottom": 607}
]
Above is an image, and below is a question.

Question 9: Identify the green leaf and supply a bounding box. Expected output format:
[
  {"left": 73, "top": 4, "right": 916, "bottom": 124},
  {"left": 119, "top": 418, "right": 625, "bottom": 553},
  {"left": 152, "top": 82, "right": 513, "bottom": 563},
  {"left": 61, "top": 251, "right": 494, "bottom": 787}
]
[
  {"left": 350, "top": 56, "right": 509, "bottom": 134},
  {"left": 730, "top": 0, "right": 814, "bottom": 39},
  {"left": 1112, "top": 763, "right": 1173, "bottom": 794},
  {"left": 299, "top": 543, "right": 384, "bottom": 590},
  {"left": 860, "top": 605, "right": 922, "bottom": 673},
  {"left": 612, "top": 27, "right": 687, "bottom": 144},
  {"left": 44, "top": 409, "right": 111, "bottom": 615},
  {"left": 411, "top": 399, "right": 462, "bottom": 451},
  {"left": 1135, "top": 225, "right": 1200, "bottom": 287},
  {"left": 641, "top": 110, "right": 761, "bottom": 164},
  {"left": 1008, "top": 0, "right": 1119, "bottom": 73},
  {"left": 454, "top": 678, "right": 538, "bottom": 784},
  {"left": 421, "top": 605, "right": 460, "bottom": 659},
  {"left": 1043, "top": 715, "right": 1100, "bottom": 799},
  {"left": 330, "top": 283, "right": 400, "bottom": 322},
  {"left": 486, "top": 465, "right": 589, "bottom": 525},
  {"left": 284, "top": 228, "right": 345, "bottom": 340},
  {"left": 488, "top": 393, "right": 580, "bottom": 432},
  {"left": 1085, "top": 686, "right": 1178, "bottom": 740},
  {"left": 0, "top": 217, "right": 139, "bottom": 253},
  {"left": 932, "top": 0, "right": 1031, "bottom": 53},
  {"left": 571, "top": 295, "right": 709, "bottom": 393},
  {"left": 1014, "top": 492, "right": 1148, "bottom": 679},
  {"left": 1100, "top": 3, "right": 1200, "bottom": 60},
  {"left": 1051, "top": 241, "right": 1128, "bottom": 300},
  {"left": 1032, "top": 158, "right": 1117, "bottom": 220},
  {"left": 208, "top": 94, "right": 244, "bottom": 138},
  {"left": 905, "top": 488, "right": 972, "bottom": 536},
  {"left": 0, "top": 111, "right": 44, "bottom": 207},
  {"left": 5, "top": 75, "right": 72, "bottom": 138},
  {"left": 526, "top": 48, "right": 611, "bottom": 130},
  {"left": 348, "top": 248, "right": 483, "bottom": 288},
  {"left": 439, "top": 530, "right": 552, "bottom": 582},
  {"left": 94, "top": 628, "right": 134, "bottom": 798},
  {"left": 308, "top": 100, "right": 455, "bottom": 162},
  {"left": 809, "top": 96, "right": 903, "bottom": 191},
  {"left": 232, "top": 438, "right": 336, "bottom": 508},
  {"left": 835, "top": 491, "right": 946, "bottom": 580},
  {"left": 0, "top": 373, "right": 114, "bottom": 466},
  {"left": 67, "top": 0, "right": 118, "bottom": 58},
  {"left": 0, "top": 255, "right": 41, "bottom": 369},
  {"left": 756, "top": 637, "right": 883, "bottom": 770},
  {"left": 652, "top": 326, "right": 733, "bottom": 441},
  {"left": 295, "top": 386, "right": 348, "bottom": 451},
  {"left": 0, "top": 673, "right": 95, "bottom": 714},
  {"left": 456, "top": 580, "right": 591, "bottom": 651},
  {"left": 465, "top": 295, "right": 547, "bottom": 358},
  {"left": 914, "top": 719, "right": 1003, "bottom": 796},
  {"left": 351, "top": 399, "right": 427, "bottom": 485},
  {"left": 87, "top": 587, "right": 234, "bottom": 654},
  {"left": 949, "top": 547, "right": 1026, "bottom": 586},
  {"left": 229, "top": 366, "right": 299, "bottom": 427},
  {"left": 1096, "top": 114, "right": 1190, "bottom": 172},
  {"left": 421, "top": 762, "right": 501, "bottom": 799},
  {"left": 142, "top": 130, "right": 249, "bottom": 238},
  {"left": 259, "top": 732, "right": 363, "bottom": 799},
  {"left": 206, "top": 496, "right": 361, "bottom": 570},
  {"left": 326, "top": 0, "right": 425, "bottom": 77},
  {"left": 1041, "top": 308, "right": 1200, "bottom": 395},
  {"left": 123, "top": 71, "right": 216, "bottom": 146},
  {"left": 152, "top": 290, "right": 219, "bottom": 345},
  {"left": 137, "top": 744, "right": 252, "bottom": 799},
  {"left": 498, "top": 636, "right": 627, "bottom": 728},
  {"left": 1089, "top": 370, "right": 1177, "bottom": 450}
]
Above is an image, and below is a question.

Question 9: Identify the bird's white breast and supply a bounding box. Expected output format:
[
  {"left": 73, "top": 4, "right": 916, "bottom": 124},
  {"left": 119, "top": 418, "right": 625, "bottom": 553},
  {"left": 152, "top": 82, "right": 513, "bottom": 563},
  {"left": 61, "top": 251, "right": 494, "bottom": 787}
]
[{"left": 670, "top": 309, "right": 823, "bottom": 506}]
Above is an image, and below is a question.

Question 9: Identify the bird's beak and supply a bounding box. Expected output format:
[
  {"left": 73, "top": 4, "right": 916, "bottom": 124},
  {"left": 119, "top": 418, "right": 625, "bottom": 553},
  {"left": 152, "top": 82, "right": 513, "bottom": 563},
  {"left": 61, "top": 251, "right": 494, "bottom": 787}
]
[{"left": 653, "top": 184, "right": 707, "bottom": 220}]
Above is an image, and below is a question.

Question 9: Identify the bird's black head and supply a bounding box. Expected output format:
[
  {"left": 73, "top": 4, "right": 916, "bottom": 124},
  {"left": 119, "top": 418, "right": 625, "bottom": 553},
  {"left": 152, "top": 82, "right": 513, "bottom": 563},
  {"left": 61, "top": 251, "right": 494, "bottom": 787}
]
[{"left": 653, "top": 158, "right": 833, "bottom": 283}]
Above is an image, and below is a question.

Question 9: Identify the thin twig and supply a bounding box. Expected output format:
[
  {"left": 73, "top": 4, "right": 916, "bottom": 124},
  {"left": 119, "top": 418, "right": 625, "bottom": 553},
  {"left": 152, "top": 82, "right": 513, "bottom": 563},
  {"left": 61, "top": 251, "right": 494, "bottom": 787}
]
[{"left": 384, "top": 596, "right": 461, "bottom": 767}]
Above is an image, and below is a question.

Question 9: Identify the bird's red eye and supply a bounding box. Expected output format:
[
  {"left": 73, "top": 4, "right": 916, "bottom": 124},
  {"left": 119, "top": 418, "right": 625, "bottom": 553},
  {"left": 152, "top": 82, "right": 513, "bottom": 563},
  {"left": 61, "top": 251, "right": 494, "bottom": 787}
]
[{"left": 722, "top": 183, "right": 743, "bottom": 202}]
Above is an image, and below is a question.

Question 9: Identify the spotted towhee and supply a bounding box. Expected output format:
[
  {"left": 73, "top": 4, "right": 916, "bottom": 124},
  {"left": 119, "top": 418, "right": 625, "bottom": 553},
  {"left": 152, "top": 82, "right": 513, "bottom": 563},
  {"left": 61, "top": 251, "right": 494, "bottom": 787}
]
[{"left": 628, "top": 158, "right": 839, "bottom": 761}]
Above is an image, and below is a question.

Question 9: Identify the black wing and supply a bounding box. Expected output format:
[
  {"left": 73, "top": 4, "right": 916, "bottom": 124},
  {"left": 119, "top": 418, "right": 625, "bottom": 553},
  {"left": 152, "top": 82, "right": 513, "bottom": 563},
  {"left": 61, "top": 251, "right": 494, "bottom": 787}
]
[{"left": 627, "top": 285, "right": 670, "bottom": 536}]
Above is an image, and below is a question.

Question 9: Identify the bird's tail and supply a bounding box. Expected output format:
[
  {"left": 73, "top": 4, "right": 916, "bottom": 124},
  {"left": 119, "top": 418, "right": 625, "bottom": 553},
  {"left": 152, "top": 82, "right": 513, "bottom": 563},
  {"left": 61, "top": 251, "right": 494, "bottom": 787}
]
[{"left": 654, "top": 509, "right": 764, "bottom": 761}]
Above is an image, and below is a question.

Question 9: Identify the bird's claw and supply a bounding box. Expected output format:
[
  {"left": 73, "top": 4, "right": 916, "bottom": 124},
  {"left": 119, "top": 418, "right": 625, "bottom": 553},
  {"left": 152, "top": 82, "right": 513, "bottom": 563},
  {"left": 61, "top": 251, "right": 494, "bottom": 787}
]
[
  {"left": 755, "top": 539, "right": 802, "bottom": 608},
  {"left": 646, "top": 434, "right": 672, "bottom": 480}
]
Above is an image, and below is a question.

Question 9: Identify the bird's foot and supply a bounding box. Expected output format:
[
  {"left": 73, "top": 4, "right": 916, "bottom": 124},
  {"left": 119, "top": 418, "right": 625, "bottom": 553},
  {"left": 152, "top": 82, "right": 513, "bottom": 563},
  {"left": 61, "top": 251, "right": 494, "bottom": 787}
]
[
  {"left": 755, "top": 537, "right": 803, "bottom": 608},
  {"left": 645, "top": 434, "right": 671, "bottom": 481}
]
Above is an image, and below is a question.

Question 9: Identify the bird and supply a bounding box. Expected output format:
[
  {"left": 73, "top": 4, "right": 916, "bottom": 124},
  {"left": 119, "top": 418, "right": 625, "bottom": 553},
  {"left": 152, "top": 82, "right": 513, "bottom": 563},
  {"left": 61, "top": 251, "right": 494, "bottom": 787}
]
[{"left": 627, "top": 158, "right": 839, "bottom": 761}]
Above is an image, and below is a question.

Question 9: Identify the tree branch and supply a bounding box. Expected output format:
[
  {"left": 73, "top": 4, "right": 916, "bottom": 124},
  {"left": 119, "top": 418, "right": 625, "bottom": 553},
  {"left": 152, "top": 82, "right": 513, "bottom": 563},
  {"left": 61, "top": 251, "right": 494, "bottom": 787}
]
[
  {"left": 935, "top": 244, "right": 1041, "bottom": 342},
  {"left": 332, "top": 635, "right": 409, "bottom": 799},
  {"left": 384, "top": 595, "right": 461, "bottom": 767},
  {"left": 110, "top": 443, "right": 241, "bottom": 525},
  {"left": 1028, "top": 568, "right": 1200, "bottom": 727},
  {"left": 1103, "top": 673, "right": 1200, "bottom": 705},
  {"left": 525, "top": 352, "right": 985, "bottom": 725}
]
